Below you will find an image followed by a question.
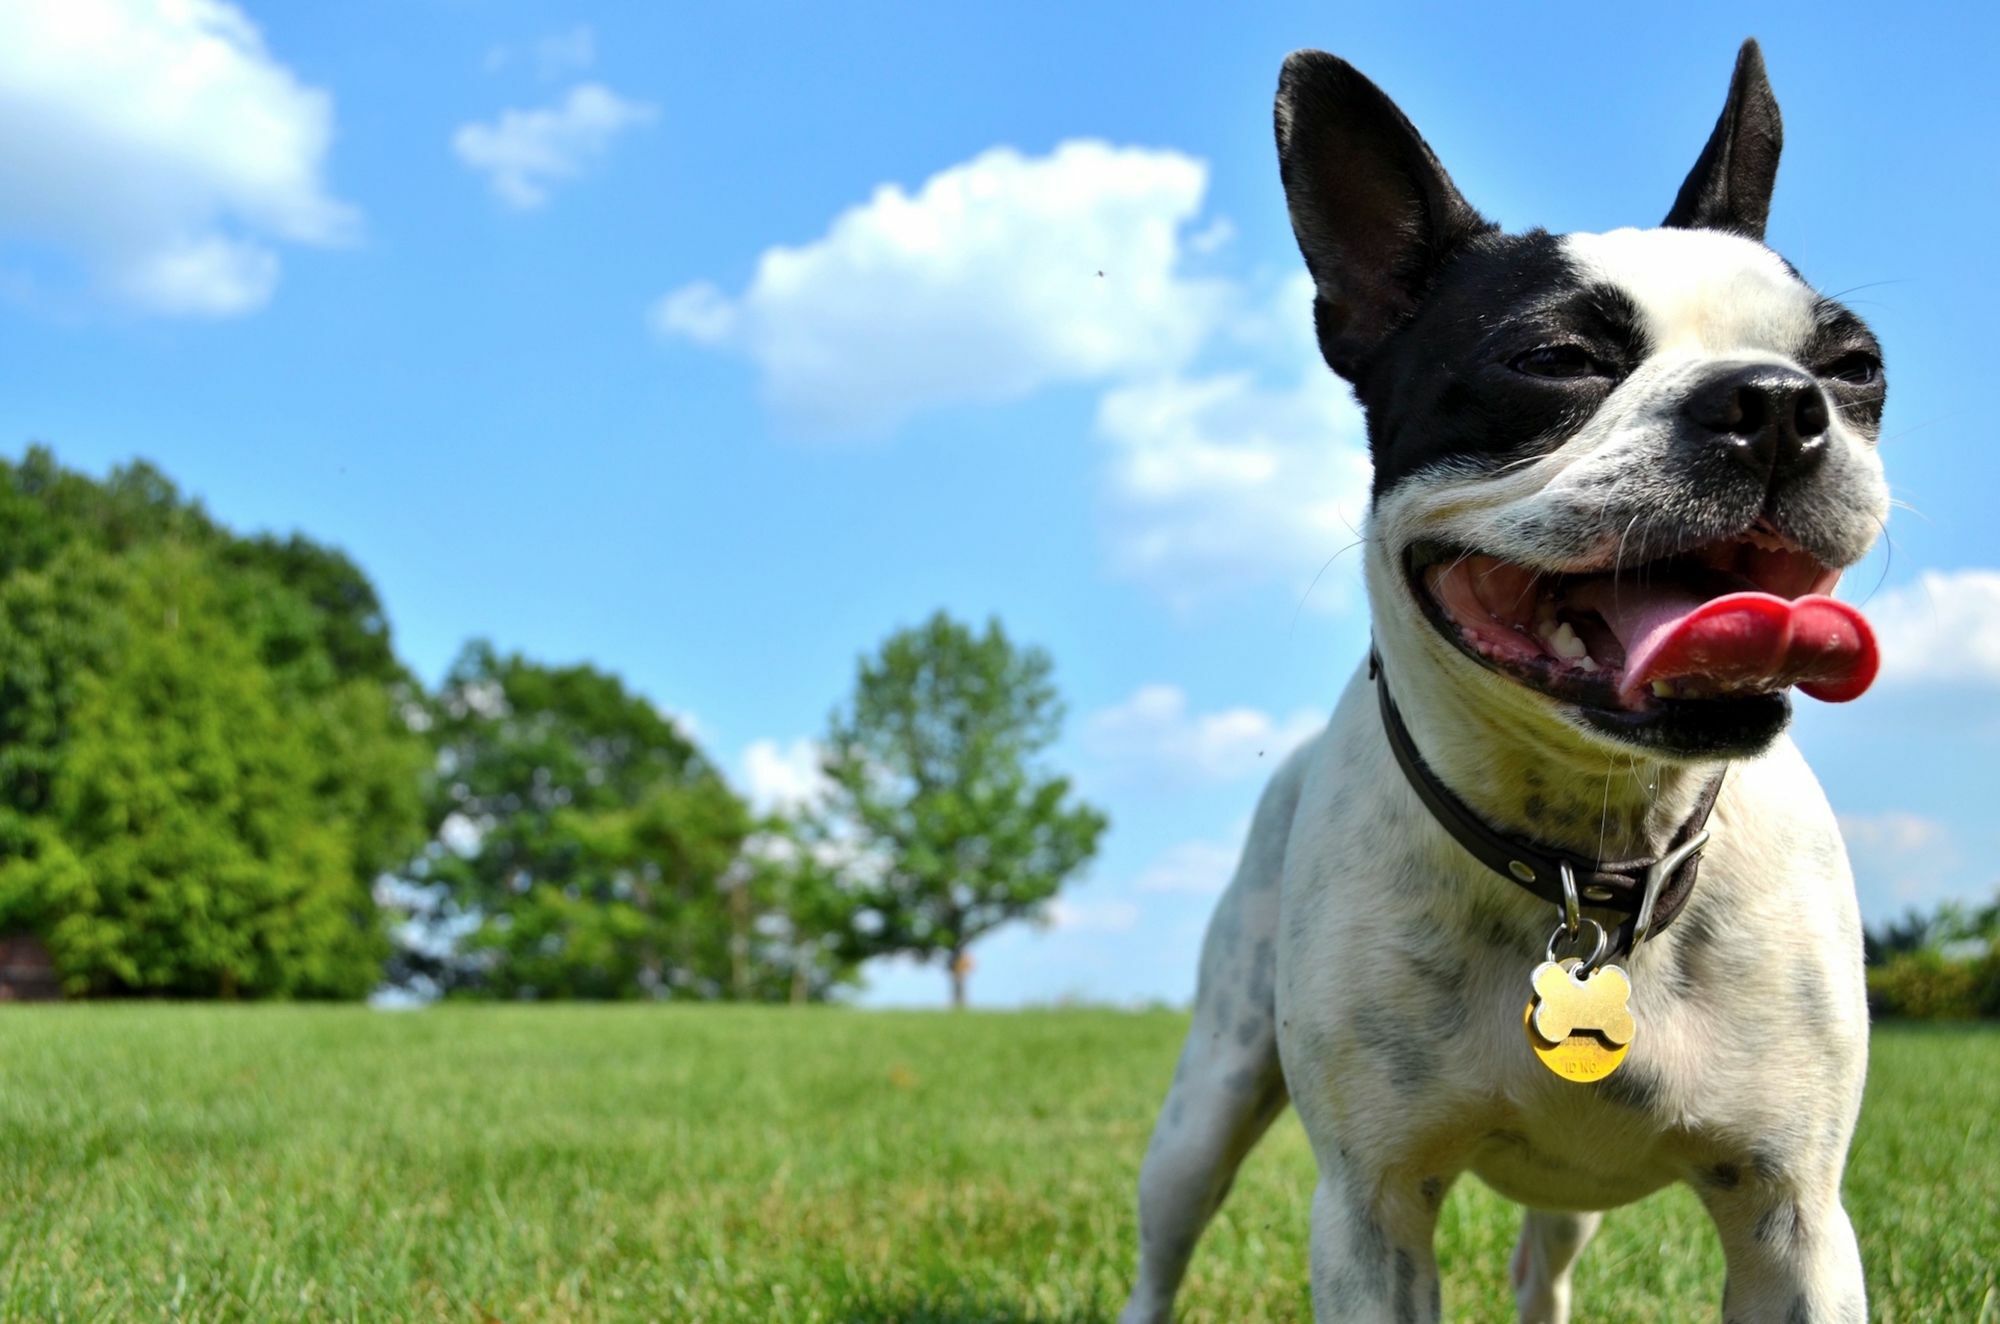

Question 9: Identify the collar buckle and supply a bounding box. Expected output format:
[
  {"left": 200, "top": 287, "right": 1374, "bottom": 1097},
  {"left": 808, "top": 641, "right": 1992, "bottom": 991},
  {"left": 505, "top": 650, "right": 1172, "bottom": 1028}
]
[{"left": 1632, "top": 828, "right": 1711, "bottom": 949}]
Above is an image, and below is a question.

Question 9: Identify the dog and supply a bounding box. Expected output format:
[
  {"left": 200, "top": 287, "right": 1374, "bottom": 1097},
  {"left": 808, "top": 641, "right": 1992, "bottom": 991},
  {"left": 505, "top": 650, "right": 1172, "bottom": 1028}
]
[{"left": 1121, "top": 40, "right": 1886, "bottom": 1324}]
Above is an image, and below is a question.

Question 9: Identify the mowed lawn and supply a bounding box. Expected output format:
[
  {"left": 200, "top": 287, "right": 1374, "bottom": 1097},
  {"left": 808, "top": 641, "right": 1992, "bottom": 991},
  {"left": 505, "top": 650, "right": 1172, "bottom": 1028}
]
[{"left": 0, "top": 1008, "right": 1992, "bottom": 1322}]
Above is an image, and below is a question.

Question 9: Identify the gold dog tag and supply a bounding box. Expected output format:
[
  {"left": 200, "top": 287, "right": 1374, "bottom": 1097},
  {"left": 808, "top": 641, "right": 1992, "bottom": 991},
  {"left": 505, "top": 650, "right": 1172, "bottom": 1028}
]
[{"left": 1524, "top": 957, "right": 1634, "bottom": 1083}]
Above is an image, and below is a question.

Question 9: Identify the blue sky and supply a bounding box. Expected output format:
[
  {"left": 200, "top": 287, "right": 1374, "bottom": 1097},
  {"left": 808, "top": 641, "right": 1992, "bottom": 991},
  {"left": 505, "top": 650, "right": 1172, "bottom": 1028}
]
[{"left": 2, "top": 1, "right": 1996, "bottom": 1007}]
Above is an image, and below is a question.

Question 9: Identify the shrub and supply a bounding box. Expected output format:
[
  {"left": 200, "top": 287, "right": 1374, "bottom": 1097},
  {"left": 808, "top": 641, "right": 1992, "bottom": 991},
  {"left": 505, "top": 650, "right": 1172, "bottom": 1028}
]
[{"left": 1866, "top": 950, "right": 1982, "bottom": 1021}]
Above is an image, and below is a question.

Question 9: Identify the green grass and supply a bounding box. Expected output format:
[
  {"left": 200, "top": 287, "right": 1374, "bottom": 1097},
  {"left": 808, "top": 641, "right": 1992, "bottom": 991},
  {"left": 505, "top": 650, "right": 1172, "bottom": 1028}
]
[{"left": 0, "top": 1008, "right": 1992, "bottom": 1322}]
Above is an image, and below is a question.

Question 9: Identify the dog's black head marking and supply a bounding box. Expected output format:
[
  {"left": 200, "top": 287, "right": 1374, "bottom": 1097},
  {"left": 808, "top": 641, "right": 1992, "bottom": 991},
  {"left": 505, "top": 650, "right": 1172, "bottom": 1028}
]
[{"left": 1274, "top": 50, "right": 1495, "bottom": 382}]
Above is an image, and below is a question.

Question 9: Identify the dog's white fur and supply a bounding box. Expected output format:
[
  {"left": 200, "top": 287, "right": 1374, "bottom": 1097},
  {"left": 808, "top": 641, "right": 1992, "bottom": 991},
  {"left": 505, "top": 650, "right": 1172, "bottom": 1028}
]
[{"left": 1120, "top": 228, "right": 1881, "bottom": 1324}]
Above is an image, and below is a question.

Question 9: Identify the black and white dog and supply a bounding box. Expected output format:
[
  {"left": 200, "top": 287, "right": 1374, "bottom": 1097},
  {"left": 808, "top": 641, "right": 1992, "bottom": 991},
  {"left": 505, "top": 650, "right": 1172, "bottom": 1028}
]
[{"left": 1123, "top": 42, "right": 1885, "bottom": 1324}]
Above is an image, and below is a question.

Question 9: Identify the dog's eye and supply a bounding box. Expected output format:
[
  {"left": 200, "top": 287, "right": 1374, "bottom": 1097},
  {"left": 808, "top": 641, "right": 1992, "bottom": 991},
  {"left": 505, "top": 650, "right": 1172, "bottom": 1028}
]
[
  {"left": 1510, "top": 345, "right": 1602, "bottom": 379},
  {"left": 1820, "top": 351, "right": 1882, "bottom": 387}
]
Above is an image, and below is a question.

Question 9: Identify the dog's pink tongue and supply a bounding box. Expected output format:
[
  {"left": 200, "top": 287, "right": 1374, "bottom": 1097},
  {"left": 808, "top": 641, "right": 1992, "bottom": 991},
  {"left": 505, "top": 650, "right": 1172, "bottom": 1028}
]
[{"left": 1571, "top": 581, "right": 1878, "bottom": 706}]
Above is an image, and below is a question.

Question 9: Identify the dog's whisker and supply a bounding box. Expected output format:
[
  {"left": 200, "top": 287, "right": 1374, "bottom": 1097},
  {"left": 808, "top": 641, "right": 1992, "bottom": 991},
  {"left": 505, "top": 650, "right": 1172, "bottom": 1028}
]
[
  {"left": 1289, "top": 538, "right": 1370, "bottom": 636},
  {"left": 1857, "top": 512, "right": 1894, "bottom": 607},
  {"left": 1820, "top": 278, "right": 1910, "bottom": 303},
  {"left": 1875, "top": 415, "right": 1951, "bottom": 447}
]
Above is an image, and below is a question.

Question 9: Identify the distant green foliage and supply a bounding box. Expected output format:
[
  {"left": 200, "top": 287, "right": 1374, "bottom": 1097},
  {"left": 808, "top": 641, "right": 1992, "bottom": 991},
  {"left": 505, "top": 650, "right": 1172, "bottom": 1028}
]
[
  {"left": 415, "top": 642, "right": 760, "bottom": 999},
  {"left": 1865, "top": 894, "right": 2000, "bottom": 1020},
  {"left": 822, "top": 611, "right": 1108, "bottom": 1007},
  {"left": 733, "top": 814, "right": 870, "bottom": 1002},
  {"left": 0, "top": 449, "right": 1103, "bottom": 1005},
  {"left": 0, "top": 448, "right": 427, "bottom": 996}
]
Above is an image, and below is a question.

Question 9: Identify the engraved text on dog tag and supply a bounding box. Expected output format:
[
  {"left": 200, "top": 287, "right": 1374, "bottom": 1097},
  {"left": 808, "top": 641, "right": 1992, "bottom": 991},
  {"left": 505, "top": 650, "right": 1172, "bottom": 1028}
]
[{"left": 1524, "top": 956, "right": 1634, "bottom": 1083}]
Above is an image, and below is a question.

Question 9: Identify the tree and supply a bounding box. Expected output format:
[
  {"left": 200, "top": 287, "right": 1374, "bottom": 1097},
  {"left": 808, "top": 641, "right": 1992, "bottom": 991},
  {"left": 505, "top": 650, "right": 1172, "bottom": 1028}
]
[
  {"left": 821, "top": 611, "right": 1107, "bottom": 1007},
  {"left": 0, "top": 448, "right": 428, "bottom": 997},
  {"left": 0, "top": 543, "right": 397, "bottom": 996},
  {"left": 410, "top": 642, "right": 755, "bottom": 998}
]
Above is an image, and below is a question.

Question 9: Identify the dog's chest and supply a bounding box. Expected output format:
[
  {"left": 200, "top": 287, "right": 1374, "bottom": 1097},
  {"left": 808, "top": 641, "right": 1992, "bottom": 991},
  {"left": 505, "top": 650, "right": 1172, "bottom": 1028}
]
[
  {"left": 1465, "top": 1102, "right": 1682, "bottom": 1210},
  {"left": 1280, "top": 873, "right": 1732, "bottom": 1205}
]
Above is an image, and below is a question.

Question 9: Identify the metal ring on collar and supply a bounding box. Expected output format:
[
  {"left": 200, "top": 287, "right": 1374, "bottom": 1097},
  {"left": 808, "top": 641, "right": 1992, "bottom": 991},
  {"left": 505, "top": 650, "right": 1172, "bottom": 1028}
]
[
  {"left": 1545, "top": 916, "right": 1609, "bottom": 975},
  {"left": 1557, "top": 860, "right": 1581, "bottom": 938}
]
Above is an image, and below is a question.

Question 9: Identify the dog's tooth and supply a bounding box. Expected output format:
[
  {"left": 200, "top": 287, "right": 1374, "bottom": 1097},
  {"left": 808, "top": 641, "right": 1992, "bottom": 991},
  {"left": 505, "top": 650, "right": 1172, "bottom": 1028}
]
[
  {"left": 1549, "top": 622, "right": 1588, "bottom": 660},
  {"left": 1576, "top": 657, "right": 1598, "bottom": 673},
  {"left": 1651, "top": 680, "right": 1675, "bottom": 698}
]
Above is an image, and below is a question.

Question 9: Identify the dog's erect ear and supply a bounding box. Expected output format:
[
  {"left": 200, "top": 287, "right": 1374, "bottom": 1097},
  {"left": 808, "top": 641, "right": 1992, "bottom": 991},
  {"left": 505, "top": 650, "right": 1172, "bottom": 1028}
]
[
  {"left": 1663, "top": 39, "right": 1783, "bottom": 240},
  {"left": 1275, "top": 50, "right": 1492, "bottom": 381}
]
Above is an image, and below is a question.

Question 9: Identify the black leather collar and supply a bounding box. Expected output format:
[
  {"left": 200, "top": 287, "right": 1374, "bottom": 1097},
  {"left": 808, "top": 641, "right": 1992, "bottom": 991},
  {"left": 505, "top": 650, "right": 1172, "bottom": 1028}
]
[{"left": 1370, "top": 653, "right": 1723, "bottom": 957}]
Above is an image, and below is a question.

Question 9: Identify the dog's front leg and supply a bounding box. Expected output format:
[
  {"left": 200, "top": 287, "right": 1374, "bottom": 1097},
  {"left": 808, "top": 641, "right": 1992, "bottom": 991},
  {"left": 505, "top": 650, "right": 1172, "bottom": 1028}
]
[
  {"left": 1309, "top": 1161, "right": 1444, "bottom": 1324},
  {"left": 1697, "top": 1173, "right": 1866, "bottom": 1323}
]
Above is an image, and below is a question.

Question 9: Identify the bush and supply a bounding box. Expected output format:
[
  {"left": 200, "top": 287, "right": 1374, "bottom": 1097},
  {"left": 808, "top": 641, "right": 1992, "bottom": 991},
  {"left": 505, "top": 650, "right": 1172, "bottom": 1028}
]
[
  {"left": 1975, "top": 948, "right": 2000, "bottom": 1019},
  {"left": 1866, "top": 950, "right": 1983, "bottom": 1021}
]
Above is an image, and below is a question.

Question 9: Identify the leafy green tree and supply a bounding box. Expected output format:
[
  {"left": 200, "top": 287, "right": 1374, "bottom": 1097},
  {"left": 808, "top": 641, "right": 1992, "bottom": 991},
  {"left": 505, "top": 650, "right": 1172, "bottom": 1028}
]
[
  {"left": 0, "top": 447, "right": 428, "bottom": 997},
  {"left": 416, "top": 642, "right": 754, "bottom": 998},
  {"left": 0, "top": 544, "right": 390, "bottom": 995},
  {"left": 822, "top": 611, "right": 1107, "bottom": 1007}
]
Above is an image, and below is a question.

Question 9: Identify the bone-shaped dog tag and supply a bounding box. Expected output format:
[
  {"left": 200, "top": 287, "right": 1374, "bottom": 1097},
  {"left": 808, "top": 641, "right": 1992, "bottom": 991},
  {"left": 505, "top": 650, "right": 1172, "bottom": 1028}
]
[{"left": 1523, "top": 956, "right": 1633, "bottom": 1083}]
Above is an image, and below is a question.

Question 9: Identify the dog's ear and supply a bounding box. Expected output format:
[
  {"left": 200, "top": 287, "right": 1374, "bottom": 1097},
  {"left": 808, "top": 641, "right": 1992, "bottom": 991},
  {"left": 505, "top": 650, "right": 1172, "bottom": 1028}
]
[
  {"left": 1275, "top": 51, "right": 1492, "bottom": 381},
  {"left": 1663, "top": 39, "right": 1783, "bottom": 240}
]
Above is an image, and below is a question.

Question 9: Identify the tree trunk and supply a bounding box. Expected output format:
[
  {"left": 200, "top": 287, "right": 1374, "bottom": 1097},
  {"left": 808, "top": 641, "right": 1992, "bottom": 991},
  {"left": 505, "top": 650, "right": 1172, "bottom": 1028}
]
[
  {"left": 728, "top": 883, "right": 750, "bottom": 1000},
  {"left": 948, "top": 947, "right": 970, "bottom": 1009},
  {"left": 790, "top": 962, "right": 808, "bottom": 1006}
]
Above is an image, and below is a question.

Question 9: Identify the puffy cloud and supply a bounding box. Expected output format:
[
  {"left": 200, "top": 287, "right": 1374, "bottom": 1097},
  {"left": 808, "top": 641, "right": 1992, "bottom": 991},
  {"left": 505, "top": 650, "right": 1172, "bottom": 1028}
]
[
  {"left": 1838, "top": 811, "right": 1948, "bottom": 856},
  {"left": 1096, "top": 278, "right": 1373, "bottom": 607},
  {"left": 1045, "top": 896, "right": 1141, "bottom": 935},
  {"left": 740, "top": 737, "right": 831, "bottom": 814},
  {"left": 482, "top": 26, "right": 598, "bottom": 80},
  {"left": 1865, "top": 569, "right": 2000, "bottom": 687},
  {"left": 658, "top": 138, "right": 1374, "bottom": 604},
  {"left": 453, "top": 83, "right": 657, "bottom": 210},
  {"left": 1085, "top": 684, "right": 1324, "bottom": 784},
  {"left": 651, "top": 140, "right": 1229, "bottom": 434},
  {"left": 1838, "top": 811, "right": 1962, "bottom": 914},
  {"left": 1134, "top": 837, "right": 1242, "bottom": 897},
  {"left": 532, "top": 26, "right": 596, "bottom": 79},
  {"left": 654, "top": 703, "right": 706, "bottom": 744},
  {"left": 0, "top": 0, "right": 357, "bottom": 316}
]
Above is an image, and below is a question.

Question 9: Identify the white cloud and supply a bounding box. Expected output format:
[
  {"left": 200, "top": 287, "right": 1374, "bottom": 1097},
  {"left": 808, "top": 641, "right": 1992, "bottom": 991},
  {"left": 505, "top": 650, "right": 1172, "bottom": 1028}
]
[
  {"left": 654, "top": 703, "right": 705, "bottom": 744},
  {"left": 1864, "top": 569, "right": 2000, "bottom": 687},
  {"left": 1839, "top": 811, "right": 1948, "bottom": 856},
  {"left": 658, "top": 138, "right": 1375, "bottom": 604},
  {"left": 1085, "top": 684, "right": 1324, "bottom": 784},
  {"left": 0, "top": 0, "right": 357, "bottom": 316},
  {"left": 533, "top": 26, "right": 596, "bottom": 79},
  {"left": 453, "top": 83, "right": 657, "bottom": 210},
  {"left": 483, "top": 26, "right": 597, "bottom": 80},
  {"left": 1838, "top": 811, "right": 1961, "bottom": 912},
  {"left": 1097, "top": 279, "right": 1374, "bottom": 608},
  {"left": 651, "top": 139, "right": 1229, "bottom": 434},
  {"left": 1045, "top": 897, "right": 1141, "bottom": 935},
  {"left": 1134, "top": 837, "right": 1242, "bottom": 896},
  {"left": 740, "top": 737, "right": 831, "bottom": 815}
]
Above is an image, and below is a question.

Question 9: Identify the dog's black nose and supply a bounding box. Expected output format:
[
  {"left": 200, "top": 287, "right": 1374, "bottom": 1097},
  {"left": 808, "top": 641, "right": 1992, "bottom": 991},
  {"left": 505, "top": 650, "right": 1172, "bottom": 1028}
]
[{"left": 1683, "top": 364, "right": 1831, "bottom": 483}]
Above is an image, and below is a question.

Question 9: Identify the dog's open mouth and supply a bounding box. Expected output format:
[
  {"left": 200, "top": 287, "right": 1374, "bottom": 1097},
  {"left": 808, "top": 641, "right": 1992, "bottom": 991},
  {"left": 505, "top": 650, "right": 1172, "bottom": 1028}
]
[{"left": 1408, "top": 523, "right": 1879, "bottom": 714}]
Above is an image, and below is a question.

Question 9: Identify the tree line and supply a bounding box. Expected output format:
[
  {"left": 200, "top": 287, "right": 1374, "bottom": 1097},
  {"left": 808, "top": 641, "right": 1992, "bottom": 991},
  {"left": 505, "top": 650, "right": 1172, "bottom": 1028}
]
[
  {"left": 0, "top": 448, "right": 1105, "bottom": 1006},
  {"left": 1864, "top": 895, "right": 2000, "bottom": 1020}
]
